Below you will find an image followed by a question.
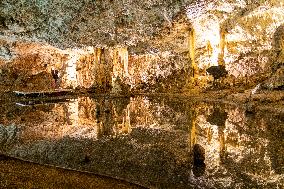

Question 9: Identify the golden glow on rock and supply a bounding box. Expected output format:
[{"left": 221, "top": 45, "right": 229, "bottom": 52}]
[
  {"left": 189, "top": 15, "right": 222, "bottom": 69},
  {"left": 188, "top": 28, "right": 197, "bottom": 77},
  {"left": 184, "top": 1, "right": 284, "bottom": 80},
  {"left": 218, "top": 28, "right": 227, "bottom": 66},
  {"left": 112, "top": 47, "right": 129, "bottom": 92},
  {"left": 65, "top": 53, "right": 78, "bottom": 89}
]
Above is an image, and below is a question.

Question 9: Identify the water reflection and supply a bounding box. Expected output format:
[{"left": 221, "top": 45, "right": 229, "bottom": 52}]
[
  {"left": 0, "top": 96, "right": 283, "bottom": 188},
  {"left": 207, "top": 105, "right": 228, "bottom": 161}
]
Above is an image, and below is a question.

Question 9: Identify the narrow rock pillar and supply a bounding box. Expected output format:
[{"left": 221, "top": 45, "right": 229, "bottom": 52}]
[
  {"left": 218, "top": 27, "right": 227, "bottom": 66},
  {"left": 188, "top": 28, "right": 198, "bottom": 78}
]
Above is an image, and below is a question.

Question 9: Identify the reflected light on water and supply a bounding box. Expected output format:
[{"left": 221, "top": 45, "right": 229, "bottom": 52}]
[{"left": 0, "top": 96, "right": 283, "bottom": 188}]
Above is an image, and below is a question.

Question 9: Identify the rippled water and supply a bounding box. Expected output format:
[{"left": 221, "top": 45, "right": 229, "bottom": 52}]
[{"left": 0, "top": 95, "right": 283, "bottom": 188}]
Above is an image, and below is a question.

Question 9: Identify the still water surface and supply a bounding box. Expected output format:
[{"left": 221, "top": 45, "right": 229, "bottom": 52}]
[{"left": 0, "top": 95, "right": 283, "bottom": 188}]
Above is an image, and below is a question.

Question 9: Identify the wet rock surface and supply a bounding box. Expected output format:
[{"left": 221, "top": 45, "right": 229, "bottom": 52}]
[{"left": 0, "top": 95, "right": 283, "bottom": 188}]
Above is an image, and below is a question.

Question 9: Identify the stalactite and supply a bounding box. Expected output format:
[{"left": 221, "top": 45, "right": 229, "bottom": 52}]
[
  {"left": 188, "top": 28, "right": 198, "bottom": 78},
  {"left": 65, "top": 54, "right": 78, "bottom": 89},
  {"left": 206, "top": 41, "right": 213, "bottom": 56},
  {"left": 218, "top": 27, "right": 227, "bottom": 66},
  {"left": 123, "top": 47, "right": 129, "bottom": 78},
  {"left": 96, "top": 48, "right": 102, "bottom": 64},
  {"left": 100, "top": 48, "right": 107, "bottom": 90},
  {"left": 96, "top": 48, "right": 102, "bottom": 86},
  {"left": 112, "top": 48, "right": 118, "bottom": 77},
  {"left": 111, "top": 47, "right": 129, "bottom": 93}
]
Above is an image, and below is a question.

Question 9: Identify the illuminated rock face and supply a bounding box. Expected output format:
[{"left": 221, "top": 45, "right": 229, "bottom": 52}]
[
  {"left": 0, "top": 39, "right": 114, "bottom": 91},
  {"left": 183, "top": 1, "right": 284, "bottom": 77},
  {"left": 0, "top": 0, "right": 284, "bottom": 92}
]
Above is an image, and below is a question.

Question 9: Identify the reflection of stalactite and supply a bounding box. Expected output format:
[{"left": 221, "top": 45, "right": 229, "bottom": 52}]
[
  {"left": 188, "top": 109, "right": 197, "bottom": 151},
  {"left": 123, "top": 104, "right": 131, "bottom": 134},
  {"left": 207, "top": 105, "right": 228, "bottom": 162},
  {"left": 78, "top": 97, "right": 96, "bottom": 122},
  {"left": 218, "top": 127, "right": 226, "bottom": 162},
  {"left": 113, "top": 100, "right": 131, "bottom": 135},
  {"left": 101, "top": 99, "right": 114, "bottom": 136},
  {"left": 63, "top": 99, "right": 79, "bottom": 125},
  {"left": 190, "top": 119, "right": 196, "bottom": 149},
  {"left": 62, "top": 96, "right": 133, "bottom": 139}
]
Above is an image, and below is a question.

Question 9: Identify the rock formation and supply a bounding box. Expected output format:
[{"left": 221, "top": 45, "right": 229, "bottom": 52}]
[{"left": 0, "top": 0, "right": 283, "bottom": 93}]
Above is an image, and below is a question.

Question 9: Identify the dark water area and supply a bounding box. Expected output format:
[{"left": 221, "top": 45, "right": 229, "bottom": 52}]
[{"left": 0, "top": 95, "right": 283, "bottom": 188}]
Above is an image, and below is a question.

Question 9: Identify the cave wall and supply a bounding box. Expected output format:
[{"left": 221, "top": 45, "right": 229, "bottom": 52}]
[
  {"left": 153, "top": 0, "right": 284, "bottom": 81},
  {"left": 0, "top": 38, "right": 66, "bottom": 91},
  {"left": 0, "top": 38, "right": 114, "bottom": 92}
]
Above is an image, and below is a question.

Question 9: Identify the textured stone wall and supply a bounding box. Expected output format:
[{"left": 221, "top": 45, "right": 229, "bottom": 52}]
[
  {"left": 0, "top": 0, "right": 283, "bottom": 92},
  {"left": 0, "top": 38, "right": 113, "bottom": 92}
]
